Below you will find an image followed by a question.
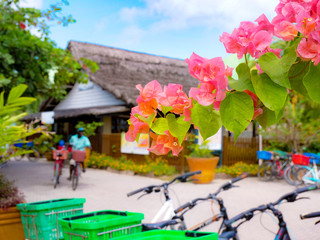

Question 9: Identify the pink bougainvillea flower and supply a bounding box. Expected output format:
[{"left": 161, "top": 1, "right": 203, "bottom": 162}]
[
  {"left": 136, "top": 80, "right": 162, "bottom": 102},
  {"left": 220, "top": 15, "right": 277, "bottom": 59},
  {"left": 189, "top": 83, "right": 225, "bottom": 110},
  {"left": 244, "top": 90, "right": 263, "bottom": 120},
  {"left": 148, "top": 131, "right": 183, "bottom": 156},
  {"left": 125, "top": 116, "right": 149, "bottom": 142},
  {"left": 136, "top": 80, "right": 162, "bottom": 116},
  {"left": 296, "top": 11, "right": 316, "bottom": 36},
  {"left": 281, "top": 2, "right": 306, "bottom": 23},
  {"left": 274, "top": 20, "right": 298, "bottom": 41},
  {"left": 255, "top": 63, "right": 264, "bottom": 74},
  {"left": 158, "top": 83, "right": 191, "bottom": 115},
  {"left": 297, "top": 37, "right": 320, "bottom": 65}
]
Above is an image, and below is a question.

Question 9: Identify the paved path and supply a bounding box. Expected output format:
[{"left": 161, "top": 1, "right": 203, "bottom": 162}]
[{"left": 1, "top": 159, "right": 319, "bottom": 240}]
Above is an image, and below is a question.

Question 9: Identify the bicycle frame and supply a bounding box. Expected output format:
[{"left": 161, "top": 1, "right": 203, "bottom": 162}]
[
  {"left": 151, "top": 199, "right": 175, "bottom": 223},
  {"left": 302, "top": 162, "right": 320, "bottom": 185}
]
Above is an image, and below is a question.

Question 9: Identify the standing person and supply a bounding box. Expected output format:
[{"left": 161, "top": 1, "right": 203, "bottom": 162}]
[{"left": 67, "top": 127, "right": 91, "bottom": 180}]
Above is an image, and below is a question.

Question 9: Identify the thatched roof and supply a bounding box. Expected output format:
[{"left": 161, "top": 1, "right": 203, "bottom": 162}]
[{"left": 68, "top": 41, "right": 198, "bottom": 106}]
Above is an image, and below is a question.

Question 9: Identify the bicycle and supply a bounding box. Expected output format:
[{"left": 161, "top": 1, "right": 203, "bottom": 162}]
[
  {"left": 142, "top": 173, "right": 248, "bottom": 234},
  {"left": 257, "top": 151, "right": 290, "bottom": 181},
  {"left": 294, "top": 155, "right": 320, "bottom": 186},
  {"left": 218, "top": 184, "right": 318, "bottom": 240},
  {"left": 70, "top": 150, "right": 87, "bottom": 191},
  {"left": 12, "top": 141, "right": 40, "bottom": 161},
  {"left": 52, "top": 149, "right": 68, "bottom": 188},
  {"left": 300, "top": 211, "right": 320, "bottom": 225},
  {"left": 127, "top": 171, "right": 201, "bottom": 227}
]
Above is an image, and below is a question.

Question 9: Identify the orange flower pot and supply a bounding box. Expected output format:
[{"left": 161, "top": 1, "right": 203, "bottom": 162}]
[
  {"left": 0, "top": 206, "right": 25, "bottom": 240},
  {"left": 186, "top": 157, "right": 219, "bottom": 184}
]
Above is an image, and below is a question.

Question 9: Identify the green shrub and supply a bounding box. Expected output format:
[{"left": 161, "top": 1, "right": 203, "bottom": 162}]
[
  {"left": 216, "top": 162, "right": 258, "bottom": 177},
  {"left": 87, "top": 152, "right": 177, "bottom": 176}
]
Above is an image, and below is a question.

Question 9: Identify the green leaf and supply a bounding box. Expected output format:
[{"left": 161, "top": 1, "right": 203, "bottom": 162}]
[
  {"left": 7, "top": 84, "right": 28, "bottom": 104},
  {"left": 161, "top": 105, "right": 173, "bottom": 115},
  {"left": 190, "top": 102, "right": 222, "bottom": 140},
  {"left": 251, "top": 70, "right": 288, "bottom": 113},
  {"left": 0, "top": 91, "right": 4, "bottom": 108},
  {"left": 228, "top": 63, "right": 255, "bottom": 92},
  {"left": 259, "top": 46, "right": 297, "bottom": 88},
  {"left": 289, "top": 61, "right": 310, "bottom": 97},
  {"left": 134, "top": 113, "right": 156, "bottom": 127},
  {"left": 166, "top": 114, "right": 191, "bottom": 145},
  {"left": 151, "top": 118, "right": 169, "bottom": 135},
  {"left": 303, "top": 63, "right": 320, "bottom": 103},
  {"left": 220, "top": 92, "right": 254, "bottom": 140},
  {"left": 256, "top": 106, "right": 284, "bottom": 129}
]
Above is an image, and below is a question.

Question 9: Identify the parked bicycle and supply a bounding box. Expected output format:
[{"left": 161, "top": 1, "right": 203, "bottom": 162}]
[
  {"left": 52, "top": 148, "right": 68, "bottom": 188},
  {"left": 218, "top": 184, "right": 318, "bottom": 240},
  {"left": 294, "top": 154, "right": 320, "bottom": 186},
  {"left": 127, "top": 171, "right": 201, "bottom": 226},
  {"left": 142, "top": 173, "right": 248, "bottom": 234}
]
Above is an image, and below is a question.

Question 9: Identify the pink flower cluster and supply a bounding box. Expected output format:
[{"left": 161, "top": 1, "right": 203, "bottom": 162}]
[
  {"left": 220, "top": 14, "right": 282, "bottom": 59},
  {"left": 185, "top": 53, "right": 231, "bottom": 110},
  {"left": 125, "top": 80, "right": 191, "bottom": 156},
  {"left": 273, "top": 0, "right": 320, "bottom": 64}
]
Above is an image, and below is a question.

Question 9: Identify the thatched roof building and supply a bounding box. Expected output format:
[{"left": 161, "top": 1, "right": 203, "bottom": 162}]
[{"left": 32, "top": 40, "right": 198, "bottom": 119}]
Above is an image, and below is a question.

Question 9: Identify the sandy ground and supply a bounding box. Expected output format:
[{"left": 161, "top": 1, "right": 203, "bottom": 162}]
[{"left": 1, "top": 159, "right": 319, "bottom": 240}]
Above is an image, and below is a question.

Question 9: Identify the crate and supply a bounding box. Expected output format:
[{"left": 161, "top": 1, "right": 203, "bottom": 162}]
[
  {"left": 53, "top": 150, "right": 68, "bottom": 160},
  {"left": 292, "top": 154, "right": 310, "bottom": 166},
  {"left": 59, "top": 210, "right": 144, "bottom": 240},
  {"left": 17, "top": 198, "right": 85, "bottom": 240},
  {"left": 303, "top": 153, "right": 320, "bottom": 165},
  {"left": 257, "top": 151, "right": 272, "bottom": 160},
  {"left": 72, "top": 150, "right": 87, "bottom": 162},
  {"left": 112, "top": 230, "right": 219, "bottom": 240}
]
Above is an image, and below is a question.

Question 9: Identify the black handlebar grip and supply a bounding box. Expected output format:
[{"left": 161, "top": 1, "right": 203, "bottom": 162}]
[
  {"left": 127, "top": 187, "right": 146, "bottom": 197},
  {"left": 174, "top": 202, "right": 192, "bottom": 213},
  {"left": 300, "top": 211, "right": 320, "bottom": 220},
  {"left": 231, "top": 173, "right": 248, "bottom": 184},
  {"left": 183, "top": 170, "right": 202, "bottom": 179},
  {"left": 296, "top": 184, "right": 318, "bottom": 194}
]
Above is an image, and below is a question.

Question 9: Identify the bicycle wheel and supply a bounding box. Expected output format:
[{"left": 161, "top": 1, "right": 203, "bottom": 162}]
[
  {"left": 258, "top": 162, "right": 273, "bottom": 181},
  {"left": 14, "top": 154, "right": 23, "bottom": 161},
  {"left": 284, "top": 165, "right": 295, "bottom": 185},
  {"left": 72, "top": 164, "right": 79, "bottom": 191},
  {"left": 294, "top": 167, "right": 315, "bottom": 186},
  {"left": 53, "top": 163, "right": 60, "bottom": 189}
]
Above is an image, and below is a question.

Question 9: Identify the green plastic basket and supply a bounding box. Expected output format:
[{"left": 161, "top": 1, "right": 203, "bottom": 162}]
[
  {"left": 17, "top": 198, "right": 86, "bottom": 240},
  {"left": 59, "top": 210, "right": 144, "bottom": 240},
  {"left": 112, "top": 230, "right": 219, "bottom": 239}
]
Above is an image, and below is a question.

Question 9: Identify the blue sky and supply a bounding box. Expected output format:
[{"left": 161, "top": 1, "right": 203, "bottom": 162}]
[{"left": 23, "top": 0, "right": 279, "bottom": 60}]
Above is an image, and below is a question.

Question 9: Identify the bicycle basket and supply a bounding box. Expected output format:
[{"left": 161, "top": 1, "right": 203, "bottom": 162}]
[
  {"left": 257, "top": 151, "right": 272, "bottom": 160},
  {"left": 53, "top": 150, "right": 68, "bottom": 160},
  {"left": 303, "top": 153, "right": 320, "bottom": 165},
  {"left": 292, "top": 154, "right": 310, "bottom": 166},
  {"left": 72, "top": 150, "right": 87, "bottom": 162},
  {"left": 13, "top": 142, "right": 24, "bottom": 148},
  {"left": 59, "top": 210, "right": 144, "bottom": 240},
  {"left": 17, "top": 198, "right": 85, "bottom": 240},
  {"left": 112, "top": 230, "right": 219, "bottom": 239}
]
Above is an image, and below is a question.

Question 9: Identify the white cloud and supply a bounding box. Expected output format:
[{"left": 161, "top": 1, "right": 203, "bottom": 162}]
[
  {"left": 95, "top": 17, "right": 109, "bottom": 31},
  {"left": 19, "top": 0, "right": 43, "bottom": 9},
  {"left": 116, "top": 25, "right": 145, "bottom": 47},
  {"left": 120, "top": 0, "right": 279, "bottom": 32}
]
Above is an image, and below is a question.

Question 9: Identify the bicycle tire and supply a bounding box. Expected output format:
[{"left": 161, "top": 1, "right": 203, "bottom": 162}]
[
  {"left": 14, "top": 154, "right": 23, "bottom": 161},
  {"left": 53, "top": 163, "right": 60, "bottom": 189},
  {"left": 258, "top": 162, "right": 273, "bottom": 181},
  {"left": 283, "top": 166, "right": 295, "bottom": 185},
  {"left": 72, "top": 165, "right": 79, "bottom": 191},
  {"left": 294, "top": 167, "right": 313, "bottom": 186}
]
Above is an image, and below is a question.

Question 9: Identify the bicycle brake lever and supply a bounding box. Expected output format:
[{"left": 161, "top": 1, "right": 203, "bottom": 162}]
[
  {"left": 138, "top": 193, "right": 149, "bottom": 200},
  {"left": 315, "top": 220, "right": 320, "bottom": 225},
  {"left": 296, "top": 197, "right": 310, "bottom": 201}
]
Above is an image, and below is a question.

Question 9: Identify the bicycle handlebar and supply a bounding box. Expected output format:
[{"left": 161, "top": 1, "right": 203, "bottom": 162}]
[
  {"left": 127, "top": 171, "right": 202, "bottom": 197},
  {"left": 215, "top": 173, "right": 248, "bottom": 195},
  {"left": 300, "top": 211, "right": 320, "bottom": 220},
  {"left": 225, "top": 184, "right": 318, "bottom": 226}
]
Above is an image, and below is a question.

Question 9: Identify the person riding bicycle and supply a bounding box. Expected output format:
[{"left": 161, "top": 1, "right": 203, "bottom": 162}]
[{"left": 67, "top": 127, "right": 91, "bottom": 180}]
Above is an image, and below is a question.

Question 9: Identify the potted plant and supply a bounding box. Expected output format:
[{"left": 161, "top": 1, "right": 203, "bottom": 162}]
[
  {"left": 0, "top": 174, "right": 25, "bottom": 239},
  {"left": 186, "top": 139, "right": 220, "bottom": 184}
]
